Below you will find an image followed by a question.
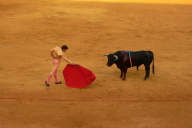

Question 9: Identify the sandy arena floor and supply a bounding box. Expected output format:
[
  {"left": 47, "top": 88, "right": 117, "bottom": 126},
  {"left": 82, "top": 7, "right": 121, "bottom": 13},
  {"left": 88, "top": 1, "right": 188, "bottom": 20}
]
[{"left": 0, "top": 0, "right": 192, "bottom": 128}]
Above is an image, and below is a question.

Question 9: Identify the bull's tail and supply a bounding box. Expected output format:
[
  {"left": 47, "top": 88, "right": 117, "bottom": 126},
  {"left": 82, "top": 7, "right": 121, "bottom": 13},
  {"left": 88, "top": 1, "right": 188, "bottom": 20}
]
[{"left": 152, "top": 52, "right": 155, "bottom": 74}]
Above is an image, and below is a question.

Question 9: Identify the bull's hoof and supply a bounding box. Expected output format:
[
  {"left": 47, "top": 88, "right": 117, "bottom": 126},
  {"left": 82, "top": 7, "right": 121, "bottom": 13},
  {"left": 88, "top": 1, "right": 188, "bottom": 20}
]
[
  {"left": 122, "top": 78, "right": 126, "bottom": 81},
  {"left": 144, "top": 77, "right": 149, "bottom": 80}
]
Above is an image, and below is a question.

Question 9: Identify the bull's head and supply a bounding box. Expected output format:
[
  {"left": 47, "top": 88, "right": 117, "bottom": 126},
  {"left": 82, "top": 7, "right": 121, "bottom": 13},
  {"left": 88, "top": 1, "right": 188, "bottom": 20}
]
[{"left": 103, "top": 54, "right": 118, "bottom": 67}]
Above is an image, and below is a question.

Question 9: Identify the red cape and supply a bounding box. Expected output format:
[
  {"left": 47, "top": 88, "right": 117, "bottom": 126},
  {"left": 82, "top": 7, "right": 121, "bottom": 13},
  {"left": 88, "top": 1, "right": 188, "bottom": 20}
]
[{"left": 63, "top": 64, "right": 96, "bottom": 88}]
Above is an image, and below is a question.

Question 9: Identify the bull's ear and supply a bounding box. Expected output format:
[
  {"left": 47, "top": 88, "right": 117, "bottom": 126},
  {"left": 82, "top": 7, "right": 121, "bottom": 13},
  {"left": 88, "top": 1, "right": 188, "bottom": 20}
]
[
  {"left": 103, "top": 54, "right": 109, "bottom": 56},
  {"left": 114, "top": 55, "right": 118, "bottom": 60}
]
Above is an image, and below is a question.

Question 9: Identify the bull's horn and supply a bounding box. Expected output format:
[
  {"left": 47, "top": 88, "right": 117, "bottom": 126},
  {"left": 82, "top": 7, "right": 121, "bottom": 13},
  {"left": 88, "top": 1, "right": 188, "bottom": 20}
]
[
  {"left": 114, "top": 55, "right": 118, "bottom": 60},
  {"left": 103, "top": 54, "right": 109, "bottom": 56}
]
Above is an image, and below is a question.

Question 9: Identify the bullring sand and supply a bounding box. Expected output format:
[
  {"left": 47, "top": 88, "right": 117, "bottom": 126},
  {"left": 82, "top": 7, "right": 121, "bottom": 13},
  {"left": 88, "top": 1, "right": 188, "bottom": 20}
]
[{"left": 0, "top": 0, "right": 192, "bottom": 128}]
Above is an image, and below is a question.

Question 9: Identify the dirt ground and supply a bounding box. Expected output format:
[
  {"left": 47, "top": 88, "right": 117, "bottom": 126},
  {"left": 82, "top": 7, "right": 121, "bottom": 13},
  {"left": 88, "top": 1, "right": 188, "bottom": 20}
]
[{"left": 0, "top": 0, "right": 192, "bottom": 128}]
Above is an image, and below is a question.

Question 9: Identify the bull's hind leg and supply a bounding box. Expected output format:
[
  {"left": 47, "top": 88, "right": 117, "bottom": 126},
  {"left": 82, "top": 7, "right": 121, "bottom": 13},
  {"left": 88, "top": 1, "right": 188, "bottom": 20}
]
[
  {"left": 144, "top": 66, "right": 150, "bottom": 80},
  {"left": 136, "top": 64, "right": 142, "bottom": 71}
]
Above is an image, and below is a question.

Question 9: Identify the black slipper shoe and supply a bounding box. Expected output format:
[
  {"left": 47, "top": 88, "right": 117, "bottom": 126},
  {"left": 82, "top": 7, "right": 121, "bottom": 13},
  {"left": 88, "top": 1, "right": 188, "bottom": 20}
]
[
  {"left": 55, "top": 81, "right": 62, "bottom": 84},
  {"left": 45, "top": 81, "right": 50, "bottom": 87}
]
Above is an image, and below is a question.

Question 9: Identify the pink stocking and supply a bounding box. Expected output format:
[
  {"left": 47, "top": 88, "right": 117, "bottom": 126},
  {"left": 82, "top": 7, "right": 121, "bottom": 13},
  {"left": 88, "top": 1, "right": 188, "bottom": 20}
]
[
  {"left": 54, "top": 70, "right": 59, "bottom": 83},
  {"left": 46, "top": 74, "right": 52, "bottom": 84}
]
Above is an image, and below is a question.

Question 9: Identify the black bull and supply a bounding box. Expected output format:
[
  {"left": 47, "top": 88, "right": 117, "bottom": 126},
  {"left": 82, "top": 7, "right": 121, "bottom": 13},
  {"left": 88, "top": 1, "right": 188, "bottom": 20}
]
[{"left": 104, "top": 50, "right": 154, "bottom": 80}]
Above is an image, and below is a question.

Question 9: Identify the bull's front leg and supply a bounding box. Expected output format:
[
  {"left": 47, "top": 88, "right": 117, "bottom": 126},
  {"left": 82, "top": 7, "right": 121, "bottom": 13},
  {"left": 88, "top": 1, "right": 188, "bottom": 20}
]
[
  {"left": 120, "top": 69, "right": 123, "bottom": 78},
  {"left": 122, "top": 68, "right": 127, "bottom": 80}
]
